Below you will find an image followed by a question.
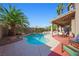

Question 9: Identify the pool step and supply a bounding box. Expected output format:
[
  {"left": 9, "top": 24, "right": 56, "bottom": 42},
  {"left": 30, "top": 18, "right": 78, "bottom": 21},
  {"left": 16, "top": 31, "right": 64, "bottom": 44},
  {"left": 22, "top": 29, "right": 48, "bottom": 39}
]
[
  {"left": 63, "top": 45, "right": 79, "bottom": 56},
  {"left": 68, "top": 45, "right": 79, "bottom": 52}
]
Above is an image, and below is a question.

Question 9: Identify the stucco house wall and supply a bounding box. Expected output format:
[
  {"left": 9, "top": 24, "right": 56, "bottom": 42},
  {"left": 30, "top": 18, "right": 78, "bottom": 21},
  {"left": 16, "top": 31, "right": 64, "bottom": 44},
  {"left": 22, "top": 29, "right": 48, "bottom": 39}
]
[
  {"left": 70, "top": 3, "right": 79, "bottom": 36},
  {"left": 71, "top": 19, "right": 76, "bottom": 34},
  {"left": 75, "top": 3, "right": 79, "bottom": 35}
]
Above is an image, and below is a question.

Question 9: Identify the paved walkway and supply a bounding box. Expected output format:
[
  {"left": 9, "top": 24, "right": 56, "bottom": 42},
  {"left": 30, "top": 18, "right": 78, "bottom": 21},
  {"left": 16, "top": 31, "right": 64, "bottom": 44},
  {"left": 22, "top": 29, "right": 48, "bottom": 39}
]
[
  {"left": 0, "top": 39, "right": 52, "bottom": 56},
  {"left": 0, "top": 34, "right": 59, "bottom": 56},
  {"left": 44, "top": 34, "right": 59, "bottom": 49}
]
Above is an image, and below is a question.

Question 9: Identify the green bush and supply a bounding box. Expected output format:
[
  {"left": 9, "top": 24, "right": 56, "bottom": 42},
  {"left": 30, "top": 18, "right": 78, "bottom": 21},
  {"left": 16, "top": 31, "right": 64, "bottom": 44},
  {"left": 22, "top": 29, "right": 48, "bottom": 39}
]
[{"left": 48, "top": 24, "right": 58, "bottom": 31}]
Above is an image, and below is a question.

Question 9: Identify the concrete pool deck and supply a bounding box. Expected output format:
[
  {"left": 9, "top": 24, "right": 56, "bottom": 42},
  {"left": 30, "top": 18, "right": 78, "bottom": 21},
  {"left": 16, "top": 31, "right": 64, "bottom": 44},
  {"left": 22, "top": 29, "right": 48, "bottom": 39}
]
[
  {"left": 44, "top": 33, "right": 59, "bottom": 49},
  {"left": 0, "top": 33, "right": 59, "bottom": 56}
]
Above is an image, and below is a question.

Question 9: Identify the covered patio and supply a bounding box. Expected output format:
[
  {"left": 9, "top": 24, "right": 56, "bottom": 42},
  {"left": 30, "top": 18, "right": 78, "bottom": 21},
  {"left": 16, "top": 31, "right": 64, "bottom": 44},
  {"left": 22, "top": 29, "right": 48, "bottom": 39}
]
[
  {"left": 50, "top": 10, "right": 79, "bottom": 56},
  {"left": 51, "top": 10, "right": 75, "bottom": 36}
]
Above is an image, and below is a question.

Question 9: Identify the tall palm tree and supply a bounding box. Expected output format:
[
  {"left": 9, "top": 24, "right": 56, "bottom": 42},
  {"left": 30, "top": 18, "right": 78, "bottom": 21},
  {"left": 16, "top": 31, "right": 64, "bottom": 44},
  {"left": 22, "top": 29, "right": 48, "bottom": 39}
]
[
  {"left": 67, "top": 3, "right": 75, "bottom": 11},
  {"left": 67, "top": 3, "right": 72, "bottom": 11},
  {"left": 56, "top": 3, "right": 64, "bottom": 15},
  {"left": 0, "top": 5, "right": 29, "bottom": 35}
]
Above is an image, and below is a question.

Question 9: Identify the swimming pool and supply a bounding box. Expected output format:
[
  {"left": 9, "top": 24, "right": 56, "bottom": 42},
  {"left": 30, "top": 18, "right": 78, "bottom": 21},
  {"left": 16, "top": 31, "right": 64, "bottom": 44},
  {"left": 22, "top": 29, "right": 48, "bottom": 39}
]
[{"left": 24, "top": 34, "right": 47, "bottom": 45}]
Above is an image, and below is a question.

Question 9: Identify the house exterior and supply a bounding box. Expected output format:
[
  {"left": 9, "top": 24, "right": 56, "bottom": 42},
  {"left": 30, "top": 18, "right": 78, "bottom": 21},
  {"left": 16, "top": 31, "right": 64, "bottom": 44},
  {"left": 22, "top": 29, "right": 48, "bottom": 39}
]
[
  {"left": 75, "top": 3, "right": 79, "bottom": 35},
  {"left": 51, "top": 3, "right": 79, "bottom": 36}
]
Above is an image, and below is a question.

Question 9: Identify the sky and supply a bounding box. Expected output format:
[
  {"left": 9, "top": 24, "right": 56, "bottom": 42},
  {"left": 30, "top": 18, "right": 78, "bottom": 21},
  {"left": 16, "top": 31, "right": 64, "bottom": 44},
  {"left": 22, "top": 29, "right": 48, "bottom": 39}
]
[{"left": 1, "top": 3, "right": 68, "bottom": 27}]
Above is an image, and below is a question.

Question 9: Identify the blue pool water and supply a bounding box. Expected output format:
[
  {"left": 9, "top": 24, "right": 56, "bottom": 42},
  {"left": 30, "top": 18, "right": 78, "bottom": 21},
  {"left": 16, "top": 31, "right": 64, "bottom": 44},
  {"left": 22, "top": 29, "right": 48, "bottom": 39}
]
[{"left": 24, "top": 34, "right": 47, "bottom": 45}]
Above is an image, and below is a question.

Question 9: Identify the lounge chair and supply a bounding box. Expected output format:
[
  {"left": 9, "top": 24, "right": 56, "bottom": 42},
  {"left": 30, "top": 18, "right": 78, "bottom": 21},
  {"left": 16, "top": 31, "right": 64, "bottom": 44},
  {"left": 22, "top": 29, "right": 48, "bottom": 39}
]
[
  {"left": 58, "top": 32, "right": 63, "bottom": 36},
  {"left": 70, "top": 35, "right": 79, "bottom": 44}
]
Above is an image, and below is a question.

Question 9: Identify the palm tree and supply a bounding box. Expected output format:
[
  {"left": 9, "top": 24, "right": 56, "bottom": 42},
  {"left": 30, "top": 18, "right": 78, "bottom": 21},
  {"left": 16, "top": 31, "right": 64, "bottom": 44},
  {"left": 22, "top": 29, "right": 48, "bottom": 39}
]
[
  {"left": 56, "top": 3, "right": 64, "bottom": 15},
  {"left": 67, "top": 3, "right": 75, "bottom": 11},
  {"left": 67, "top": 3, "right": 71, "bottom": 11},
  {"left": 0, "top": 5, "right": 29, "bottom": 35}
]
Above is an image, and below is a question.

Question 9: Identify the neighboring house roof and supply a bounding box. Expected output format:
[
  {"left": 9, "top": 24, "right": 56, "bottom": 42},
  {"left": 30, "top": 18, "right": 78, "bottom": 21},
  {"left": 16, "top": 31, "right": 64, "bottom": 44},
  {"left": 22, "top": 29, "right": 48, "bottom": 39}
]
[{"left": 51, "top": 10, "right": 75, "bottom": 26}]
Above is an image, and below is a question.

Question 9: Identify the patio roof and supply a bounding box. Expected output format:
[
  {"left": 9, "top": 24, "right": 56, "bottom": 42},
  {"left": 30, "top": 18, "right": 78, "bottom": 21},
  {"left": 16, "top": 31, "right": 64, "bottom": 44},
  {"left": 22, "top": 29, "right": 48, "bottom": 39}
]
[{"left": 52, "top": 10, "right": 75, "bottom": 26}]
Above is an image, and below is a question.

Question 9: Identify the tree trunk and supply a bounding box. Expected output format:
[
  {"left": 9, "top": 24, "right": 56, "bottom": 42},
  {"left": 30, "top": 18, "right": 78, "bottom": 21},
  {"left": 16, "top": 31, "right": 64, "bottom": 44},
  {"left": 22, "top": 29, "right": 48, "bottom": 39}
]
[
  {"left": 8, "top": 25, "right": 16, "bottom": 36},
  {"left": 11, "top": 26, "right": 16, "bottom": 35}
]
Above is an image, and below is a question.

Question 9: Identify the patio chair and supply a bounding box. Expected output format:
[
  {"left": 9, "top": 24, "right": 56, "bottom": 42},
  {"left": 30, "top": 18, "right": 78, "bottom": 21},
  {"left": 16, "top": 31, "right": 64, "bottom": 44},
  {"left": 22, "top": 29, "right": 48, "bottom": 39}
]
[
  {"left": 70, "top": 34, "right": 79, "bottom": 44},
  {"left": 58, "top": 32, "right": 63, "bottom": 36}
]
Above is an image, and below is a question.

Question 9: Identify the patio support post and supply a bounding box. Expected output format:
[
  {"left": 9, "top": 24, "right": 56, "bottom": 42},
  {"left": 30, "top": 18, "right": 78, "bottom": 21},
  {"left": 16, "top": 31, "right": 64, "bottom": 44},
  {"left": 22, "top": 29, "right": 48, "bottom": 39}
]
[
  {"left": 59, "top": 26, "right": 62, "bottom": 33},
  {"left": 60, "top": 26, "right": 62, "bottom": 33},
  {"left": 57, "top": 25, "right": 59, "bottom": 35},
  {"left": 61, "top": 43, "right": 64, "bottom": 53}
]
